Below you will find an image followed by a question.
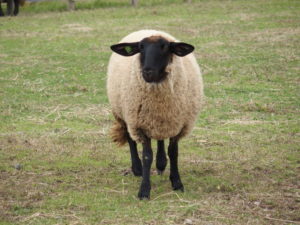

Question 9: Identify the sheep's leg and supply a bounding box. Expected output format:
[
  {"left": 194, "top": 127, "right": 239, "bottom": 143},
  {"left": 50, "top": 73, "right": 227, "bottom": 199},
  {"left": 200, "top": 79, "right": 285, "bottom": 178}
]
[
  {"left": 168, "top": 137, "right": 184, "bottom": 191},
  {"left": 138, "top": 137, "right": 153, "bottom": 199},
  {"left": 6, "top": 0, "right": 13, "bottom": 16},
  {"left": 0, "top": 3, "right": 4, "bottom": 16},
  {"left": 13, "top": 0, "right": 19, "bottom": 16},
  {"left": 127, "top": 134, "right": 142, "bottom": 177},
  {"left": 156, "top": 140, "right": 167, "bottom": 175}
]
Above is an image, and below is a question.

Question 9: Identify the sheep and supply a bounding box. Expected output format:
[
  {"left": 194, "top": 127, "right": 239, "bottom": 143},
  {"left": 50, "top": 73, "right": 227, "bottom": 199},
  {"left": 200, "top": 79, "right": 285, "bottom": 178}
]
[
  {"left": 107, "top": 30, "right": 204, "bottom": 199},
  {"left": 0, "top": 0, "right": 24, "bottom": 16}
]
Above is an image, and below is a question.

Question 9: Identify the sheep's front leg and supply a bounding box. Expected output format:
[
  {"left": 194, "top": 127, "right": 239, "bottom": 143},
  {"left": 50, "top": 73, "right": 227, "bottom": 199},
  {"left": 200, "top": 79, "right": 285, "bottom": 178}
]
[
  {"left": 168, "top": 137, "right": 184, "bottom": 191},
  {"left": 138, "top": 137, "right": 153, "bottom": 199},
  {"left": 127, "top": 134, "right": 142, "bottom": 176},
  {"left": 156, "top": 140, "right": 167, "bottom": 174}
]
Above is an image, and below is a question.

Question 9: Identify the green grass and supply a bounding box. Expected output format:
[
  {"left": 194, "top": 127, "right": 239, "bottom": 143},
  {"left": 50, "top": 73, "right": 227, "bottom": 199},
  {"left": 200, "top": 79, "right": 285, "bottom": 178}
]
[
  {"left": 19, "top": 0, "right": 186, "bottom": 13},
  {"left": 0, "top": 0, "right": 299, "bottom": 224}
]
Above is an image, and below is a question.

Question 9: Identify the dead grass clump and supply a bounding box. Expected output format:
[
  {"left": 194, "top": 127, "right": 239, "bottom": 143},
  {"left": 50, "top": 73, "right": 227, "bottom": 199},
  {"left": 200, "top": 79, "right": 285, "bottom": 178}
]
[
  {"left": 245, "top": 28, "right": 300, "bottom": 44},
  {"left": 241, "top": 101, "right": 276, "bottom": 113},
  {"left": 61, "top": 23, "right": 94, "bottom": 33},
  {"left": 223, "top": 119, "right": 264, "bottom": 125}
]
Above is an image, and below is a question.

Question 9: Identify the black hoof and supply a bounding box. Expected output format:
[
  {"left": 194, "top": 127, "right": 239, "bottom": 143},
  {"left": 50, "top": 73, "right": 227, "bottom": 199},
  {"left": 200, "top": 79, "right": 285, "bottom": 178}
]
[
  {"left": 138, "top": 190, "right": 150, "bottom": 200},
  {"left": 157, "top": 169, "right": 164, "bottom": 175},
  {"left": 170, "top": 176, "right": 184, "bottom": 192},
  {"left": 173, "top": 183, "right": 184, "bottom": 192},
  {"left": 138, "top": 182, "right": 151, "bottom": 200},
  {"left": 156, "top": 160, "right": 167, "bottom": 174}
]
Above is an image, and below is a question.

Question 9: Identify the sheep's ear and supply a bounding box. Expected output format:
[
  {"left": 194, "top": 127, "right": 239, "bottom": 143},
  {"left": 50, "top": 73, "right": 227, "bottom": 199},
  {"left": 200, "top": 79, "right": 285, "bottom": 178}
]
[
  {"left": 110, "top": 42, "right": 140, "bottom": 56},
  {"left": 170, "top": 42, "right": 194, "bottom": 57}
]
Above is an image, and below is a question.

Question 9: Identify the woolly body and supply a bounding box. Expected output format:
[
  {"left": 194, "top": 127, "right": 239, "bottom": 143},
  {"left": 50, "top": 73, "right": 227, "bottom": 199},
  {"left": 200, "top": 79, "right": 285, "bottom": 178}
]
[{"left": 107, "top": 30, "right": 203, "bottom": 143}]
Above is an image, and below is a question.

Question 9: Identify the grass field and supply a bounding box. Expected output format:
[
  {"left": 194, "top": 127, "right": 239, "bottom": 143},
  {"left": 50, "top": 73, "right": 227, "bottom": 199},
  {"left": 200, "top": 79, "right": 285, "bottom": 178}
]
[{"left": 0, "top": 0, "right": 299, "bottom": 224}]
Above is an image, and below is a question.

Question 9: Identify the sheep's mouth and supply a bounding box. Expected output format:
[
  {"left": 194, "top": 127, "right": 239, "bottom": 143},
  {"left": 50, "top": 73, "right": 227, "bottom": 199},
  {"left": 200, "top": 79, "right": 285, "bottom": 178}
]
[{"left": 142, "top": 70, "right": 168, "bottom": 83}]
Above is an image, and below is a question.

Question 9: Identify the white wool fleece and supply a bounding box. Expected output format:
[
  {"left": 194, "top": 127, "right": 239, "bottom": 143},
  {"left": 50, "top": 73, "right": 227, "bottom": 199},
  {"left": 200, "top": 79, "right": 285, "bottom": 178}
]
[{"left": 107, "top": 30, "right": 204, "bottom": 143}]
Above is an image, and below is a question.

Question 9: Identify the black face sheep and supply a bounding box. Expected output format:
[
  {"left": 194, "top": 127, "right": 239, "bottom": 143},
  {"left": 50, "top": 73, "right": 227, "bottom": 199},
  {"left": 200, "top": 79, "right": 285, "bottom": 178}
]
[{"left": 107, "top": 30, "right": 204, "bottom": 199}]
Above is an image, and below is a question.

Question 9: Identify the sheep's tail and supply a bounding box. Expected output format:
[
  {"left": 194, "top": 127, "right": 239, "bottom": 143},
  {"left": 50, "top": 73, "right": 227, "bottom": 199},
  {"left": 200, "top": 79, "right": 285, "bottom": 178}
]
[{"left": 111, "top": 119, "right": 127, "bottom": 146}]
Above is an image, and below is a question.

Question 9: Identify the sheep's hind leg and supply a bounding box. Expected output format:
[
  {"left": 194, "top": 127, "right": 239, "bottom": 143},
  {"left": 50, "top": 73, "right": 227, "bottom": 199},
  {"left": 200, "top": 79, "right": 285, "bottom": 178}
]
[
  {"left": 6, "top": 0, "right": 13, "bottom": 16},
  {"left": 156, "top": 140, "right": 167, "bottom": 175},
  {"left": 127, "top": 134, "right": 142, "bottom": 176},
  {"left": 168, "top": 137, "right": 184, "bottom": 192},
  {"left": 138, "top": 137, "right": 153, "bottom": 199}
]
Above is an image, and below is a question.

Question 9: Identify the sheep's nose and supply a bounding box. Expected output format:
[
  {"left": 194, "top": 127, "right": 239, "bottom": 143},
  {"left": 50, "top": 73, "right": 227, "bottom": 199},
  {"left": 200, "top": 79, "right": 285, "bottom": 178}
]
[
  {"left": 142, "top": 68, "right": 157, "bottom": 82},
  {"left": 143, "top": 68, "right": 155, "bottom": 76}
]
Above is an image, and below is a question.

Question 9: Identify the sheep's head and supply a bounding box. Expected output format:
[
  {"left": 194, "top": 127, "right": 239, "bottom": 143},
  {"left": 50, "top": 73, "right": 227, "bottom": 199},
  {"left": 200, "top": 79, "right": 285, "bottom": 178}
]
[{"left": 110, "top": 36, "right": 194, "bottom": 83}]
